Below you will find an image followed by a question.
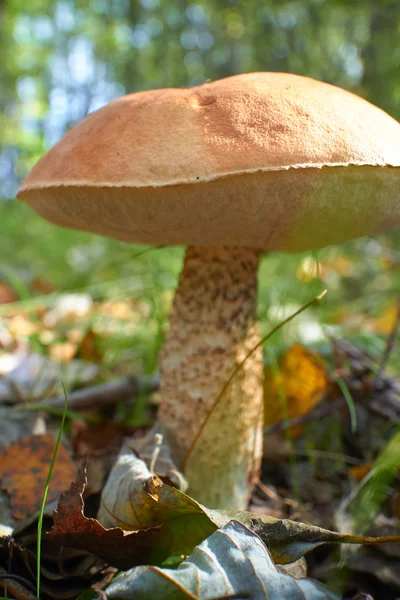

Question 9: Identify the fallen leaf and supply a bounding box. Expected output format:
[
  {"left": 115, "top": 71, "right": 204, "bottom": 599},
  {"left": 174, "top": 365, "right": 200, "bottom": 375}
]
[
  {"left": 264, "top": 344, "right": 329, "bottom": 435},
  {"left": 73, "top": 329, "right": 103, "bottom": 363},
  {"left": 31, "top": 279, "right": 54, "bottom": 295},
  {"left": 47, "top": 464, "right": 215, "bottom": 569},
  {"left": 130, "top": 425, "right": 188, "bottom": 490},
  {"left": 0, "top": 434, "right": 76, "bottom": 519},
  {"left": 0, "top": 281, "right": 18, "bottom": 305},
  {"left": 48, "top": 456, "right": 400, "bottom": 572},
  {"left": 104, "top": 520, "right": 340, "bottom": 599},
  {"left": 71, "top": 420, "right": 129, "bottom": 494},
  {"left": 349, "top": 464, "right": 373, "bottom": 482},
  {"left": 0, "top": 353, "right": 99, "bottom": 402},
  {"left": 97, "top": 452, "right": 400, "bottom": 566},
  {"left": 209, "top": 509, "right": 400, "bottom": 564}
]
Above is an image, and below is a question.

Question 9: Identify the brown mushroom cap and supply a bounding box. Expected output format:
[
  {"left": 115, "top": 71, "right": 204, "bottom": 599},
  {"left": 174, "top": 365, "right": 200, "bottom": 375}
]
[{"left": 18, "top": 72, "right": 400, "bottom": 252}]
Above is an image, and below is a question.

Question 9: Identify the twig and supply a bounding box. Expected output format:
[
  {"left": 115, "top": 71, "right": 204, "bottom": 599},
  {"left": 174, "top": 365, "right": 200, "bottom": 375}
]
[
  {"left": 34, "top": 374, "right": 159, "bottom": 411},
  {"left": 264, "top": 395, "right": 346, "bottom": 434},
  {"left": 330, "top": 337, "right": 380, "bottom": 372}
]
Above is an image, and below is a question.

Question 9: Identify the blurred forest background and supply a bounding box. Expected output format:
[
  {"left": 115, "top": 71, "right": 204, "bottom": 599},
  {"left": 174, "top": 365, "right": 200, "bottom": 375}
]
[
  {"left": 2, "top": 2, "right": 400, "bottom": 596},
  {"left": 1, "top": 0, "right": 400, "bottom": 378}
]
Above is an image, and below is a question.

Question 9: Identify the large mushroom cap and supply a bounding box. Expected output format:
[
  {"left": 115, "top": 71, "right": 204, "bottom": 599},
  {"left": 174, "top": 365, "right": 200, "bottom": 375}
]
[{"left": 18, "top": 72, "right": 400, "bottom": 252}]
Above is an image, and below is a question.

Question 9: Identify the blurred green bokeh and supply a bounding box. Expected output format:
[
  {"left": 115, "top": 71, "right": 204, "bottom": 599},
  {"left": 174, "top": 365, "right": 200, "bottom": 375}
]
[{"left": 1, "top": 0, "right": 400, "bottom": 374}]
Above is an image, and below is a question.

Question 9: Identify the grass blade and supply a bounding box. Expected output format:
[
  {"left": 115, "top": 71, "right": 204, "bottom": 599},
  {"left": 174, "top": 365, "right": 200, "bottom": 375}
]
[{"left": 36, "top": 381, "right": 69, "bottom": 599}]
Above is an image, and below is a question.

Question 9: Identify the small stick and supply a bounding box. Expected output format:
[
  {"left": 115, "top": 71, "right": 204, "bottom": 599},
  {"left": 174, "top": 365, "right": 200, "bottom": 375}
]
[
  {"left": 264, "top": 396, "right": 346, "bottom": 434},
  {"left": 34, "top": 374, "right": 159, "bottom": 411},
  {"left": 150, "top": 433, "right": 163, "bottom": 473}
]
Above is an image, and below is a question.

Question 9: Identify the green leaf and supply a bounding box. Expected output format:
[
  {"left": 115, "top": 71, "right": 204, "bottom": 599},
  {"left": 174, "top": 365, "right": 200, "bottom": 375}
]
[{"left": 104, "top": 520, "right": 340, "bottom": 599}]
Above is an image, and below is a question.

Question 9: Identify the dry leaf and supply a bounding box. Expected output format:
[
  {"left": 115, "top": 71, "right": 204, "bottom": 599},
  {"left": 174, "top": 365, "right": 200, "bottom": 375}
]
[
  {"left": 0, "top": 282, "right": 18, "bottom": 305},
  {"left": 48, "top": 464, "right": 215, "bottom": 569},
  {"left": 105, "top": 521, "right": 340, "bottom": 600},
  {"left": 73, "top": 329, "right": 103, "bottom": 363},
  {"left": 264, "top": 344, "right": 329, "bottom": 434},
  {"left": 349, "top": 464, "right": 373, "bottom": 482},
  {"left": 98, "top": 445, "right": 188, "bottom": 530},
  {"left": 0, "top": 434, "right": 76, "bottom": 519}
]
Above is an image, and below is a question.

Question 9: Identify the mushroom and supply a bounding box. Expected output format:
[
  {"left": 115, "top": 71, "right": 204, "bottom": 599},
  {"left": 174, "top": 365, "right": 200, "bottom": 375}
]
[{"left": 17, "top": 73, "right": 400, "bottom": 509}]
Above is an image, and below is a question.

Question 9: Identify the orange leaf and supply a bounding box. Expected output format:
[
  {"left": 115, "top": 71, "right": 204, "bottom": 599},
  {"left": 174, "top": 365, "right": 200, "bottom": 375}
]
[
  {"left": 349, "top": 463, "right": 373, "bottom": 482},
  {"left": 264, "top": 344, "right": 328, "bottom": 433},
  {"left": 0, "top": 434, "right": 76, "bottom": 519}
]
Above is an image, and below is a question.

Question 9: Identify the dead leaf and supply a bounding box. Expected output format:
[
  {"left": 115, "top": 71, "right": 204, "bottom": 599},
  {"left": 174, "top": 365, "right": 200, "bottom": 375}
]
[
  {"left": 264, "top": 344, "right": 329, "bottom": 435},
  {"left": 131, "top": 424, "right": 188, "bottom": 490},
  {"left": 73, "top": 329, "right": 103, "bottom": 363},
  {"left": 71, "top": 420, "right": 129, "bottom": 494},
  {"left": 104, "top": 521, "right": 340, "bottom": 600},
  {"left": 0, "top": 281, "right": 18, "bottom": 305},
  {"left": 0, "top": 434, "right": 76, "bottom": 519},
  {"left": 349, "top": 464, "right": 373, "bottom": 482},
  {"left": 31, "top": 279, "right": 54, "bottom": 295},
  {"left": 48, "top": 455, "right": 400, "bottom": 573},
  {"left": 98, "top": 446, "right": 190, "bottom": 530},
  {"left": 96, "top": 453, "right": 400, "bottom": 567},
  {"left": 0, "top": 353, "right": 99, "bottom": 402},
  {"left": 47, "top": 464, "right": 215, "bottom": 569}
]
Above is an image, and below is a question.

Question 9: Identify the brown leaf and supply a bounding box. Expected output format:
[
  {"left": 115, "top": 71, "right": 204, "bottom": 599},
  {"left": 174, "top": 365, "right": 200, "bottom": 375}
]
[
  {"left": 0, "top": 281, "right": 18, "bottom": 305},
  {"left": 0, "top": 434, "right": 76, "bottom": 519},
  {"left": 73, "top": 329, "right": 103, "bottom": 363},
  {"left": 47, "top": 465, "right": 199, "bottom": 569}
]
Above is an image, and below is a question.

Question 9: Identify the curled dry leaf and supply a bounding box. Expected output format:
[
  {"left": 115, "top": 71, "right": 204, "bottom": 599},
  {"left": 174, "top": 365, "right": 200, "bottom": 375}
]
[
  {"left": 97, "top": 446, "right": 160, "bottom": 529},
  {"left": 0, "top": 434, "right": 76, "bottom": 520},
  {"left": 264, "top": 344, "right": 329, "bottom": 435},
  {"left": 104, "top": 520, "right": 340, "bottom": 600},
  {"left": 131, "top": 424, "right": 188, "bottom": 491},
  {"left": 98, "top": 441, "right": 187, "bottom": 529}
]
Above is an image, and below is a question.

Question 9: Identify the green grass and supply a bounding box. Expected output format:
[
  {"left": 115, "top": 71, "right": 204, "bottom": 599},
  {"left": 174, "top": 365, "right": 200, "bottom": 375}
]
[{"left": 36, "top": 382, "right": 69, "bottom": 599}]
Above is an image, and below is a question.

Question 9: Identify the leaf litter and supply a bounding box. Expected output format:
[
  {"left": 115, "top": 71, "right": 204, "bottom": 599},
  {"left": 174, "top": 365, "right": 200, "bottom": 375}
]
[{"left": 2, "top": 282, "right": 400, "bottom": 597}]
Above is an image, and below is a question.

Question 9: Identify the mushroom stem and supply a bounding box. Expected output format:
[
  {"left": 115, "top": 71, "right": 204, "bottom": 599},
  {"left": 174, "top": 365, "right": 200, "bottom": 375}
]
[{"left": 159, "top": 246, "right": 264, "bottom": 509}]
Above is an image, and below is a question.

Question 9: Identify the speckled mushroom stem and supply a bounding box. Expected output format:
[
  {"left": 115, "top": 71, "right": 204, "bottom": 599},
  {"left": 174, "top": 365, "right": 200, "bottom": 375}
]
[{"left": 158, "top": 246, "right": 264, "bottom": 509}]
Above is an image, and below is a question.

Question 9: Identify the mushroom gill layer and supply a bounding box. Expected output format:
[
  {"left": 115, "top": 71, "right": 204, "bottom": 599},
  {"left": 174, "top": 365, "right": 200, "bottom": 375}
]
[{"left": 159, "top": 246, "right": 264, "bottom": 509}]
